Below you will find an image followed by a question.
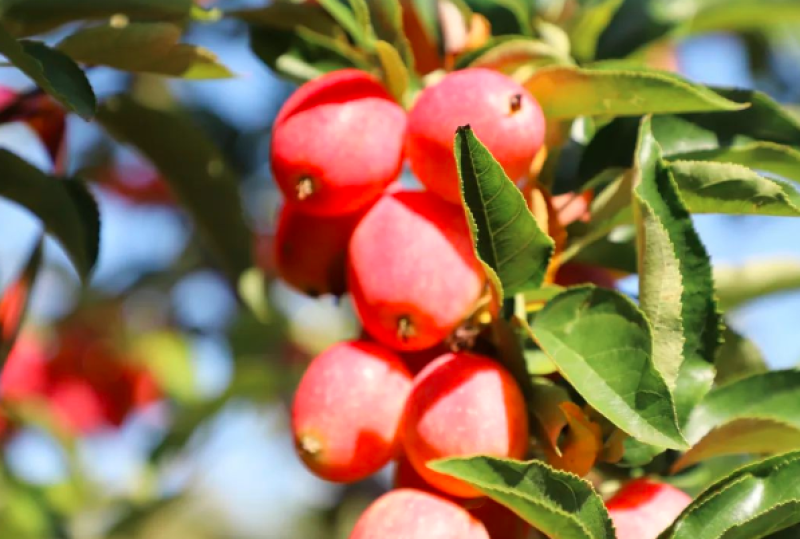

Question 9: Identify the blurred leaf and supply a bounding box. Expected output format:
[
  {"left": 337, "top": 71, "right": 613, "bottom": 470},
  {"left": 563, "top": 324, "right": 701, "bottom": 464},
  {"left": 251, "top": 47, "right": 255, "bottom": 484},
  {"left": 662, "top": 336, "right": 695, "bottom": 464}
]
[
  {"left": 429, "top": 456, "right": 614, "bottom": 539},
  {"left": 375, "top": 40, "right": 409, "bottom": 104},
  {"left": 57, "top": 22, "right": 233, "bottom": 79},
  {"left": 524, "top": 65, "right": 745, "bottom": 120},
  {"left": 669, "top": 161, "right": 800, "bottom": 216},
  {"left": 455, "top": 125, "right": 554, "bottom": 300},
  {"left": 674, "top": 371, "right": 800, "bottom": 472},
  {"left": 250, "top": 25, "right": 372, "bottom": 84},
  {"left": 133, "top": 331, "right": 196, "bottom": 403},
  {"left": 0, "top": 150, "right": 99, "bottom": 281},
  {"left": 714, "top": 259, "right": 800, "bottom": 311},
  {"left": 97, "top": 96, "right": 252, "bottom": 283},
  {"left": 715, "top": 326, "right": 768, "bottom": 386},
  {"left": 366, "top": 0, "right": 414, "bottom": 67},
  {"left": 0, "top": 27, "right": 95, "bottom": 118},
  {"left": 633, "top": 117, "right": 719, "bottom": 418},
  {"left": 569, "top": 0, "right": 624, "bottom": 62},
  {"left": 230, "top": 3, "right": 337, "bottom": 35},
  {"left": 684, "top": 0, "right": 800, "bottom": 34},
  {"left": 316, "top": 0, "right": 373, "bottom": 50},
  {"left": 664, "top": 451, "right": 800, "bottom": 538},
  {"left": 462, "top": 0, "right": 532, "bottom": 35},
  {"left": 530, "top": 286, "right": 687, "bottom": 449},
  {"left": 0, "top": 236, "right": 43, "bottom": 362},
  {"left": 400, "top": 0, "right": 441, "bottom": 75},
  {"left": 455, "top": 36, "right": 569, "bottom": 74},
  {"left": 0, "top": 0, "right": 192, "bottom": 37}
]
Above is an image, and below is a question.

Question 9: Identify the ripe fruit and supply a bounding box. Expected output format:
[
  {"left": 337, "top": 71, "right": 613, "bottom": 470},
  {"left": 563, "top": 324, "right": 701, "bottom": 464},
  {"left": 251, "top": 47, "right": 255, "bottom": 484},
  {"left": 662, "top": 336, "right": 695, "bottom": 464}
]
[
  {"left": 403, "top": 352, "right": 529, "bottom": 497},
  {"left": 271, "top": 69, "right": 407, "bottom": 215},
  {"left": 554, "top": 262, "right": 617, "bottom": 289},
  {"left": 273, "top": 204, "right": 365, "bottom": 297},
  {"left": 394, "top": 455, "right": 529, "bottom": 538},
  {"left": 348, "top": 191, "right": 485, "bottom": 351},
  {"left": 291, "top": 341, "right": 413, "bottom": 482},
  {"left": 406, "top": 68, "right": 545, "bottom": 204},
  {"left": 349, "top": 489, "right": 490, "bottom": 539},
  {"left": 606, "top": 479, "right": 692, "bottom": 539}
]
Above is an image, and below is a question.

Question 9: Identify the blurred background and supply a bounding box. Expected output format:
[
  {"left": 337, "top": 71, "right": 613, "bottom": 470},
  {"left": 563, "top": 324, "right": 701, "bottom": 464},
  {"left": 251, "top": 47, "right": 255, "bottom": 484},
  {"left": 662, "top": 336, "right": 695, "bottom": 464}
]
[{"left": 1, "top": 0, "right": 800, "bottom": 537}]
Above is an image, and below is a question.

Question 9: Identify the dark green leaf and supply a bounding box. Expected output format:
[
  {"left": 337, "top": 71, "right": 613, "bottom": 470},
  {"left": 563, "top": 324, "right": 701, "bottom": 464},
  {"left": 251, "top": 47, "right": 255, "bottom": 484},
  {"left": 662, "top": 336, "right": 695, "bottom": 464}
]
[
  {"left": 455, "top": 125, "right": 554, "bottom": 299},
  {"left": 669, "top": 161, "right": 800, "bottom": 217},
  {"left": 569, "top": 0, "right": 625, "bottom": 62},
  {"left": 0, "top": 150, "right": 99, "bottom": 281},
  {"left": 530, "top": 286, "right": 687, "bottom": 449},
  {"left": 463, "top": 0, "right": 532, "bottom": 35},
  {"left": 429, "top": 456, "right": 614, "bottom": 539},
  {"left": 664, "top": 451, "right": 800, "bottom": 538},
  {"left": 633, "top": 117, "right": 719, "bottom": 424},
  {"left": 0, "top": 236, "right": 43, "bottom": 363},
  {"left": 524, "top": 66, "right": 745, "bottom": 120},
  {"left": 230, "top": 3, "right": 337, "bottom": 35},
  {"left": 714, "top": 260, "right": 800, "bottom": 311},
  {"left": 0, "top": 26, "right": 95, "bottom": 118},
  {"left": 97, "top": 96, "right": 252, "bottom": 282},
  {"left": 715, "top": 326, "right": 768, "bottom": 386},
  {"left": 249, "top": 25, "right": 371, "bottom": 84},
  {"left": 0, "top": 0, "right": 192, "bottom": 36},
  {"left": 365, "top": 0, "right": 414, "bottom": 67},
  {"left": 57, "top": 22, "right": 232, "bottom": 79}
]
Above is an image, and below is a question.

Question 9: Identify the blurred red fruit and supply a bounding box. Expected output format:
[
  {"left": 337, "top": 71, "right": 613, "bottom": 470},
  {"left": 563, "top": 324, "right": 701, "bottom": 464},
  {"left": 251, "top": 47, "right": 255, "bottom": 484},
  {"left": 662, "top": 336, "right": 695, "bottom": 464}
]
[
  {"left": 349, "top": 489, "right": 490, "bottom": 539},
  {"left": 348, "top": 191, "right": 485, "bottom": 351},
  {"left": 606, "top": 479, "right": 692, "bottom": 539},
  {"left": 469, "top": 498, "right": 531, "bottom": 539},
  {"left": 0, "top": 86, "right": 67, "bottom": 167},
  {"left": 273, "top": 203, "right": 365, "bottom": 297},
  {"left": 403, "top": 352, "right": 529, "bottom": 498},
  {"left": 291, "top": 341, "right": 413, "bottom": 482},
  {"left": 0, "top": 328, "right": 159, "bottom": 437},
  {"left": 271, "top": 69, "right": 407, "bottom": 215},
  {"left": 96, "top": 164, "right": 174, "bottom": 205},
  {"left": 406, "top": 68, "right": 545, "bottom": 204}
]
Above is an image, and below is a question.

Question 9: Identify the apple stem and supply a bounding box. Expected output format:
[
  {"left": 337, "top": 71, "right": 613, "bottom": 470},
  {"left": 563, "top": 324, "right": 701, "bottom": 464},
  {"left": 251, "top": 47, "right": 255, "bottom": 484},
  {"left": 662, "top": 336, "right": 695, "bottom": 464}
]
[{"left": 296, "top": 176, "right": 316, "bottom": 200}]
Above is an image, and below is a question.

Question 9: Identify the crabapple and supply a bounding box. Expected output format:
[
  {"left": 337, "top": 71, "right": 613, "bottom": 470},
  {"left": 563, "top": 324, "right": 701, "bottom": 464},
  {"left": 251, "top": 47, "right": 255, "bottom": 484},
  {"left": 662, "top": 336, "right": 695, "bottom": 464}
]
[
  {"left": 403, "top": 352, "right": 529, "bottom": 497},
  {"left": 271, "top": 69, "right": 407, "bottom": 215},
  {"left": 273, "top": 203, "right": 365, "bottom": 297},
  {"left": 349, "top": 489, "right": 490, "bottom": 539},
  {"left": 348, "top": 191, "right": 485, "bottom": 351},
  {"left": 606, "top": 479, "right": 692, "bottom": 539},
  {"left": 291, "top": 341, "right": 413, "bottom": 482},
  {"left": 554, "top": 262, "right": 617, "bottom": 289},
  {"left": 406, "top": 68, "right": 545, "bottom": 204}
]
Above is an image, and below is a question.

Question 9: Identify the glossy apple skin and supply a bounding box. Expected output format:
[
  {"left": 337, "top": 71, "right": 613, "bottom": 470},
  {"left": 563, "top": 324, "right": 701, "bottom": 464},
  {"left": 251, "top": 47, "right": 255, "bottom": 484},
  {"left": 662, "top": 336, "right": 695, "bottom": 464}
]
[
  {"left": 349, "top": 489, "right": 490, "bottom": 539},
  {"left": 291, "top": 341, "right": 413, "bottom": 482},
  {"left": 403, "top": 352, "right": 529, "bottom": 498},
  {"left": 606, "top": 479, "right": 692, "bottom": 539},
  {"left": 271, "top": 69, "right": 407, "bottom": 216},
  {"left": 348, "top": 191, "right": 485, "bottom": 351},
  {"left": 406, "top": 68, "right": 545, "bottom": 204}
]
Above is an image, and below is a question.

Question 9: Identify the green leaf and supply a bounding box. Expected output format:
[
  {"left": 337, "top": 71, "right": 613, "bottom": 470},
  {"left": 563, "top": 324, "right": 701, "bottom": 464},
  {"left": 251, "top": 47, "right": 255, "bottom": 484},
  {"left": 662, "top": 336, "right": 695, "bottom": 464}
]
[
  {"left": 0, "top": 236, "right": 43, "bottom": 363},
  {"left": 97, "top": 96, "right": 252, "bottom": 283},
  {"left": 714, "top": 260, "right": 800, "bottom": 311},
  {"left": 714, "top": 326, "right": 768, "bottom": 386},
  {"left": 668, "top": 161, "right": 800, "bottom": 217},
  {"left": 455, "top": 36, "right": 569, "bottom": 74},
  {"left": 0, "top": 27, "right": 95, "bottom": 118},
  {"left": 249, "top": 25, "right": 371, "bottom": 84},
  {"left": 684, "top": 0, "right": 800, "bottom": 34},
  {"left": 455, "top": 125, "right": 554, "bottom": 300},
  {"left": 530, "top": 286, "right": 687, "bottom": 449},
  {"left": 429, "top": 456, "right": 614, "bottom": 539},
  {"left": 524, "top": 66, "right": 745, "bottom": 120},
  {"left": 672, "top": 142, "right": 800, "bottom": 186},
  {"left": 463, "top": 0, "right": 532, "bottom": 35},
  {"left": 317, "top": 0, "right": 373, "bottom": 50},
  {"left": 664, "top": 451, "right": 800, "bottom": 539},
  {"left": 57, "top": 22, "right": 232, "bottom": 79},
  {"left": 673, "top": 371, "right": 800, "bottom": 472},
  {"left": 375, "top": 40, "right": 409, "bottom": 104},
  {"left": 230, "top": 3, "right": 337, "bottom": 35},
  {"left": 0, "top": 150, "right": 99, "bottom": 281},
  {"left": 633, "top": 117, "right": 719, "bottom": 425},
  {"left": 365, "top": 0, "right": 414, "bottom": 68},
  {"left": 0, "top": 0, "right": 192, "bottom": 37},
  {"left": 569, "top": 0, "right": 625, "bottom": 62}
]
